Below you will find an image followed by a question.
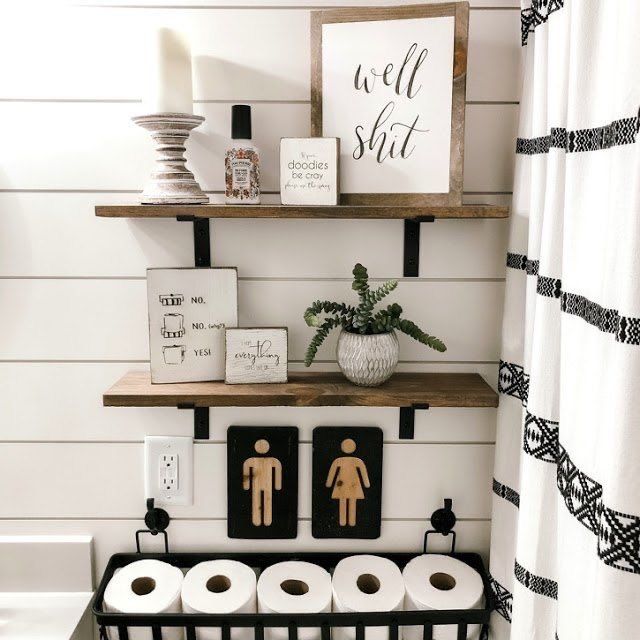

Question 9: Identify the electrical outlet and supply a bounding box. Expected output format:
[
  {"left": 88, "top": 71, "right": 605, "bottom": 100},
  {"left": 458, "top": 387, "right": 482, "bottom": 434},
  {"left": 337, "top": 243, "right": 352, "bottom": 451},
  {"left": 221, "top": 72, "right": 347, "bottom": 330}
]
[
  {"left": 144, "top": 436, "right": 193, "bottom": 506},
  {"left": 160, "top": 452, "right": 178, "bottom": 492}
]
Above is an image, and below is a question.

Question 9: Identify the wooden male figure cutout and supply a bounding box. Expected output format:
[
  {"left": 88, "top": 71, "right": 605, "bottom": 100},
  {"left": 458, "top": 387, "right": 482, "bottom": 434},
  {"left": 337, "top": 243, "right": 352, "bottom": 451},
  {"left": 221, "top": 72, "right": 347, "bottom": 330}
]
[
  {"left": 325, "top": 438, "right": 370, "bottom": 526},
  {"left": 243, "top": 438, "right": 282, "bottom": 526}
]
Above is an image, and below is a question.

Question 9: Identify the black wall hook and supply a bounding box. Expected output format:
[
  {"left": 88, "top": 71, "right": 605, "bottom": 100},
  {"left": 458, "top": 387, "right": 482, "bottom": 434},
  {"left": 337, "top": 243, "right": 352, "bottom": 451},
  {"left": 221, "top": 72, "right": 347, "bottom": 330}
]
[
  {"left": 135, "top": 498, "right": 171, "bottom": 553},
  {"left": 423, "top": 498, "right": 457, "bottom": 553}
]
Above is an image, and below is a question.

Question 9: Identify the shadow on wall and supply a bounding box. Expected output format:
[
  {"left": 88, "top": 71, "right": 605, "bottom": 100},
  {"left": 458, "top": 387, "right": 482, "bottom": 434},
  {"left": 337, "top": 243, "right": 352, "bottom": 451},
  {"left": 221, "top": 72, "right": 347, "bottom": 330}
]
[
  {"left": 190, "top": 55, "right": 311, "bottom": 191},
  {"left": 193, "top": 55, "right": 307, "bottom": 105},
  {"left": 127, "top": 217, "right": 196, "bottom": 271}
]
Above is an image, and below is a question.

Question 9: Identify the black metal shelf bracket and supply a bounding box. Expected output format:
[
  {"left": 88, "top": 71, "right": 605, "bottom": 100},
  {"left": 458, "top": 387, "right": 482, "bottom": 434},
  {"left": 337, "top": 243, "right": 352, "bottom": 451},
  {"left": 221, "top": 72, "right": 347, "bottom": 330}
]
[
  {"left": 177, "top": 215, "right": 211, "bottom": 267},
  {"left": 399, "top": 403, "right": 429, "bottom": 440},
  {"left": 178, "top": 404, "right": 210, "bottom": 440},
  {"left": 403, "top": 217, "right": 435, "bottom": 277}
]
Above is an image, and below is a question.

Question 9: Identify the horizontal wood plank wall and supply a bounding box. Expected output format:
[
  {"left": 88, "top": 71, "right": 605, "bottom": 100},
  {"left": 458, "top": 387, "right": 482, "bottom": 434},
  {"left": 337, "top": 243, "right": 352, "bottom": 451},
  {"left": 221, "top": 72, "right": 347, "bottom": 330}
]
[
  {"left": 0, "top": 280, "right": 503, "bottom": 360},
  {"left": 0, "top": 520, "right": 492, "bottom": 587},
  {"left": 0, "top": 0, "right": 518, "bottom": 599},
  {"left": 0, "top": 102, "right": 517, "bottom": 191},
  {"left": 0, "top": 442, "right": 494, "bottom": 519}
]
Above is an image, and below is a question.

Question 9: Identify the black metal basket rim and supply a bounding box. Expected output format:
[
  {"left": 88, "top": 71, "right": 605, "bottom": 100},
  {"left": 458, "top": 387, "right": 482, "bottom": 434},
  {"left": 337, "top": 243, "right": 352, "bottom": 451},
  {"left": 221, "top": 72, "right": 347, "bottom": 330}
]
[
  {"left": 93, "top": 609, "right": 490, "bottom": 624},
  {"left": 96, "top": 551, "right": 486, "bottom": 569}
]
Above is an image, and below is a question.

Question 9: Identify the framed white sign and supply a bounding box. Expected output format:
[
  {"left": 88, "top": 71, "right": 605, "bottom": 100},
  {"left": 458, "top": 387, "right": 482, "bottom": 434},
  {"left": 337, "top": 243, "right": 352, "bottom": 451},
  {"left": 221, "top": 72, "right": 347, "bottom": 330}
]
[
  {"left": 225, "top": 328, "right": 288, "bottom": 384},
  {"left": 147, "top": 268, "right": 238, "bottom": 383},
  {"left": 311, "top": 3, "right": 468, "bottom": 206}
]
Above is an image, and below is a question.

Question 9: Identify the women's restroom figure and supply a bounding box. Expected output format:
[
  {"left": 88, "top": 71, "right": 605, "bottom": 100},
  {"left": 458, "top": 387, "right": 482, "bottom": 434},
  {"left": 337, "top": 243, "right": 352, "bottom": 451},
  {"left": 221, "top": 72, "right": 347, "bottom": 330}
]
[{"left": 325, "top": 438, "right": 370, "bottom": 526}]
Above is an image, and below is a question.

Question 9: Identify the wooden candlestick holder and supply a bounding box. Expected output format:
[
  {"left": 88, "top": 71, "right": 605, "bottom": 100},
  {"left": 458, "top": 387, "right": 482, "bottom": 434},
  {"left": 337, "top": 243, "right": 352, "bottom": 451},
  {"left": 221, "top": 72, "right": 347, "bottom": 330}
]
[{"left": 133, "top": 113, "right": 209, "bottom": 204}]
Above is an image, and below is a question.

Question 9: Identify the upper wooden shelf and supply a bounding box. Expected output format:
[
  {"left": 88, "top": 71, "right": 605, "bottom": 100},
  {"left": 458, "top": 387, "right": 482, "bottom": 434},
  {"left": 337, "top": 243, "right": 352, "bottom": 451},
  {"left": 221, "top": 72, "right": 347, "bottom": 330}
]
[
  {"left": 103, "top": 370, "right": 498, "bottom": 408},
  {"left": 95, "top": 203, "right": 509, "bottom": 220}
]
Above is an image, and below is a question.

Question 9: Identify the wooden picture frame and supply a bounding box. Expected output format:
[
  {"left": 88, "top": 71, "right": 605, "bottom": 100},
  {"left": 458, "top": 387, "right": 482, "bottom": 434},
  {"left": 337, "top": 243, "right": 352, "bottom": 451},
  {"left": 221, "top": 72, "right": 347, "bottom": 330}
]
[{"left": 311, "top": 2, "right": 469, "bottom": 206}]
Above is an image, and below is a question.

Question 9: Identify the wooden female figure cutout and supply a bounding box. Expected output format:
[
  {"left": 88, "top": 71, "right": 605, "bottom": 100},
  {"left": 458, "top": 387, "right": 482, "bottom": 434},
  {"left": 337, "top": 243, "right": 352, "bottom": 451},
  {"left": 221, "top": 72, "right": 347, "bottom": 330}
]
[
  {"left": 325, "top": 438, "right": 371, "bottom": 526},
  {"left": 242, "top": 438, "right": 282, "bottom": 526}
]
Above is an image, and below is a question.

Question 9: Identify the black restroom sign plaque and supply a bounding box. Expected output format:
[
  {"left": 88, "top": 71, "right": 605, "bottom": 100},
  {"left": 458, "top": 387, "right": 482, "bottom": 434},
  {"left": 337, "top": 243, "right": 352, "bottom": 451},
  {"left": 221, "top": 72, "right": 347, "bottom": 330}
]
[
  {"left": 312, "top": 426, "right": 383, "bottom": 539},
  {"left": 227, "top": 426, "right": 298, "bottom": 539}
]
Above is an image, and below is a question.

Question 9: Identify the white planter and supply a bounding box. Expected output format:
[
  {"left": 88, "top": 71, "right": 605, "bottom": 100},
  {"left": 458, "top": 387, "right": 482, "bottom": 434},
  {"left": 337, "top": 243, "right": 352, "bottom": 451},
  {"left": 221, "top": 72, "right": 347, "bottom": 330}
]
[{"left": 336, "top": 329, "right": 399, "bottom": 387}]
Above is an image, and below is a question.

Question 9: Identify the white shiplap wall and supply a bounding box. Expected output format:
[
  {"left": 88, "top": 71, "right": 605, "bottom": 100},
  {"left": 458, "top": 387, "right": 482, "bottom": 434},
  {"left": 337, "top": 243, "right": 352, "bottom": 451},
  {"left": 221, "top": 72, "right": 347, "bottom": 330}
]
[{"left": 0, "top": 0, "right": 518, "bottom": 601}]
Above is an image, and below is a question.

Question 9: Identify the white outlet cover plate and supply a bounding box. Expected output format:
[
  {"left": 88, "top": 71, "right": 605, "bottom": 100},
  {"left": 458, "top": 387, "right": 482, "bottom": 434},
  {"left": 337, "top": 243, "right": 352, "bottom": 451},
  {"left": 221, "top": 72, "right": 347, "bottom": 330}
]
[{"left": 144, "top": 436, "right": 193, "bottom": 506}]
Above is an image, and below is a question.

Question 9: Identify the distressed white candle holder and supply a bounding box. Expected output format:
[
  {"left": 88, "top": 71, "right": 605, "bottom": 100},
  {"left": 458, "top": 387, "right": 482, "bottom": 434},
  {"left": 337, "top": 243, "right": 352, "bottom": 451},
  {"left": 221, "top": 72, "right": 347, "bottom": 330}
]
[{"left": 133, "top": 113, "right": 209, "bottom": 204}]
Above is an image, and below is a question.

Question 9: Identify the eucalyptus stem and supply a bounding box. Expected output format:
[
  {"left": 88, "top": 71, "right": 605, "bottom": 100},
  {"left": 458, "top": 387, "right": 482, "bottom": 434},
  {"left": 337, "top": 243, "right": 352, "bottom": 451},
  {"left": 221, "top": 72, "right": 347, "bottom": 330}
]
[{"left": 302, "top": 263, "right": 446, "bottom": 366}]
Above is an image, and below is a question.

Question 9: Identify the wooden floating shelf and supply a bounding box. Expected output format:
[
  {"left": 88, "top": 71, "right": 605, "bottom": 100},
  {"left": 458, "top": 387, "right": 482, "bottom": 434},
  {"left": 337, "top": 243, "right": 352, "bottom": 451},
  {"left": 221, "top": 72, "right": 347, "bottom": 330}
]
[
  {"left": 103, "top": 370, "right": 498, "bottom": 409},
  {"left": 95, "top": 203, "right": 509, "bottom": 220}
]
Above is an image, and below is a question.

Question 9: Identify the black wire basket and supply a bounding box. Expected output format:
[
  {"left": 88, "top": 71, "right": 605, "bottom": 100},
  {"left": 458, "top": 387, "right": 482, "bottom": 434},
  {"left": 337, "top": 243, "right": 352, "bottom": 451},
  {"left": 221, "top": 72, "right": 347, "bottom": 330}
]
[{"left": 92, "top": 501, "right": 494, "bottom": 640}]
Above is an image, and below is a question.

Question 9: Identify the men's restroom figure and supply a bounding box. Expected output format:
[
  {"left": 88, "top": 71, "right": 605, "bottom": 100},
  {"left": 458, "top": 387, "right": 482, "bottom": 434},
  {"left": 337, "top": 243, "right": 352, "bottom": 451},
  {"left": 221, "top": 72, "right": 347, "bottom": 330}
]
[
  {"left": 325, "top": 438, "right": 370, "bottom": 526},
  {"left": 243, "top": 439, "right": 282, "bottom": 526}
]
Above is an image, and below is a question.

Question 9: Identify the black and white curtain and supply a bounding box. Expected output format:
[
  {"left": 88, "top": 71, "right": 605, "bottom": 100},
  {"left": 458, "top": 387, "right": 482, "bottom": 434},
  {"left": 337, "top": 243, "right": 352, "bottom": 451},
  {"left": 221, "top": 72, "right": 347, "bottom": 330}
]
[{"left": 489, "top": 1, "right": 640, "bottom": 639}]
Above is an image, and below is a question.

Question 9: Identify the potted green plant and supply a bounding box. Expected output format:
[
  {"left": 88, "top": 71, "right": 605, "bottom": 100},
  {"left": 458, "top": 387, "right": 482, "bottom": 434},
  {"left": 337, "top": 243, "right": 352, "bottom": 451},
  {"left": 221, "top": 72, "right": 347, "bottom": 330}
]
[{"left": 303, "top": 264, "right": 446, "bottom": 386}]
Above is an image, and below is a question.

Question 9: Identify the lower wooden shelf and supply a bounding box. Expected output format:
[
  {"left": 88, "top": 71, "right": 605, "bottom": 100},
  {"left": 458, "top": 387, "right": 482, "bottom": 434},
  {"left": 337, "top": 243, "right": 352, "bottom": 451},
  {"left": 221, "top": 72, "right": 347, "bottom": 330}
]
[
  {"left": 103, "top": 370, "right": 498, "bottom": 408},
  {"left": 94, "top": 203, "right": 509, "bottom": 220}
]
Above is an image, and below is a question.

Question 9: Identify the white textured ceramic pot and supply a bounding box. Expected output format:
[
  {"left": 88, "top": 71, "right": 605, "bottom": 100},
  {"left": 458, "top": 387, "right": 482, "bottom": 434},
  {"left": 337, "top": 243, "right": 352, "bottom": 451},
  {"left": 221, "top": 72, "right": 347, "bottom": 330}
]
[{"left": 336, "top": 329, "right": 399, "bottom": 387}]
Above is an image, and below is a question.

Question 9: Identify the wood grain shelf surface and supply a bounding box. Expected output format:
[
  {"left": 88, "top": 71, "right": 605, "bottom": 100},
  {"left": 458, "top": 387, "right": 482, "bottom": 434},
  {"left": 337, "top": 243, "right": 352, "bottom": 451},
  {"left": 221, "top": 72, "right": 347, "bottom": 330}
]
[
  {"left": 103, "top": 370, "right": 498, "bottom": 408},
  {"left": 95, "top": 203, "right": 509, "bottom": 220}
]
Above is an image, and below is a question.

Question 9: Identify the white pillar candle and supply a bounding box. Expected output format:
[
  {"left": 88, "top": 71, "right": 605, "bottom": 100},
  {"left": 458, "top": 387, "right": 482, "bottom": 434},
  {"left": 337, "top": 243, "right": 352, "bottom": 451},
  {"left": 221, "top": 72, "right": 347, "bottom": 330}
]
[{"left": 144, "top": 27, "right": 193, "bottom": 114}]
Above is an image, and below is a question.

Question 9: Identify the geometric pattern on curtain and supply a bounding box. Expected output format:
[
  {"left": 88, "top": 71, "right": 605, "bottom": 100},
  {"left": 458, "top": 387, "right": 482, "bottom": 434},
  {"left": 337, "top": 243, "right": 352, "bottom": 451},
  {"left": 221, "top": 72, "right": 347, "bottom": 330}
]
[{"left": 489, "top": 1, "right": 640, "bottom": 639}]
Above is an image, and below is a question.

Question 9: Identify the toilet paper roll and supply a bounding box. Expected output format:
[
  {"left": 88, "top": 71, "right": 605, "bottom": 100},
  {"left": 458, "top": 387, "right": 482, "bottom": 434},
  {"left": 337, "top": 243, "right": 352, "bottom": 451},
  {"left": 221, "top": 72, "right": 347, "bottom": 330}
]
[
  {"left": 332, "top": 555, "right": 405, "bottom": 640},
  {"left": 257, "top": 561, "right": 332, "bottom": 640},
  {"left": 402, "top": 555, "right": 484, "bottom": 640},
  {"left": 182, "top": 560, "right": 257, "bottom": 640},
  {"left": 104, "top": 559, "right": 184, "bottom": 640}
]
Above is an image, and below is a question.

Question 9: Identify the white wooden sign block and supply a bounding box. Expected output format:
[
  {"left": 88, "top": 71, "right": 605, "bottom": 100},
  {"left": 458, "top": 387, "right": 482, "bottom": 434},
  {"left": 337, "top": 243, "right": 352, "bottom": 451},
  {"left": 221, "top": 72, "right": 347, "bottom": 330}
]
[
  {"left": 280, "top": 138, "right": 339, "bottom": 205},
  {"left": 147, "top": 268, "right": 238, "bottom": 383},
  {"left": 225, "top": 328, "right": 288, "bottom": 384}
]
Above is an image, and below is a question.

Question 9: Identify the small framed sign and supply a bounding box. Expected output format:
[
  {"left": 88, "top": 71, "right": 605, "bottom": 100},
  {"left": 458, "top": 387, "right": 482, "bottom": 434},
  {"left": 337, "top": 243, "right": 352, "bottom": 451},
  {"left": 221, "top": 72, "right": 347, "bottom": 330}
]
[
  {"left": 311, "top": 3, "right": 469, "bottom": 206},
  {"left": 147, "top": 267, "right": 238, "bottom": 384},
  {"left": 280, "top": 137, "right": 339, "bottom": 205},
  {"left": 225, "top": 328, "right": 288, "bottom": 384}
]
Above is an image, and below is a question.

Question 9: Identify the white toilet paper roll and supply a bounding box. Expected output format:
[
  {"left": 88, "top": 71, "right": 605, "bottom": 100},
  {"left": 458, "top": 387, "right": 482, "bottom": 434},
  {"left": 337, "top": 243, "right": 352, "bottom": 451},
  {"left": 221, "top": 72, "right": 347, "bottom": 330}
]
[
  {"left": 332, "top": 555, "right": 405, "bottom": 640},
  {"left": 182, "top": 560, "right": 257, "bottom": 640},
  {"left": 104, "top": 559, "right": 184, "bottom": 640},
  {"left": 257, "top": 561, "right": 332, "bottom": 640},
  {"left": 402, "top": 555, "right": 484, "bottom": 640}
]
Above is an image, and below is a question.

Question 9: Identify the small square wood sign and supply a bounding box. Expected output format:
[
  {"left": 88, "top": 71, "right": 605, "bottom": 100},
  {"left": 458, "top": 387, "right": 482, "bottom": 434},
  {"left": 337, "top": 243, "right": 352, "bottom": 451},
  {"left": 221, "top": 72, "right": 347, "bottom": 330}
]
[
  {"left": 280, "top": 137, "right": 339, "bottom": 205},
  {"left": 147, "top": 267, "right": 238, "bottom": 384},
  {"left": 312, "top": 426, "right": 383, "bottom": 539},
  {"left": 225, "top": 328, "right": 288, "bottom": 384},
  {"left": 227, "top": 426, "right": 298, "bottom": 539}
]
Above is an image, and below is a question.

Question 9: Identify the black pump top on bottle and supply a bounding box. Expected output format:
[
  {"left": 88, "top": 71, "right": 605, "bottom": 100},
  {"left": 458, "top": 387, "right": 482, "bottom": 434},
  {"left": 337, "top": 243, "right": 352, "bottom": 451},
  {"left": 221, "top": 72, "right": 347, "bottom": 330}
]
[{"left": 231, "top": 104, "right": 252, "bottom": 140}]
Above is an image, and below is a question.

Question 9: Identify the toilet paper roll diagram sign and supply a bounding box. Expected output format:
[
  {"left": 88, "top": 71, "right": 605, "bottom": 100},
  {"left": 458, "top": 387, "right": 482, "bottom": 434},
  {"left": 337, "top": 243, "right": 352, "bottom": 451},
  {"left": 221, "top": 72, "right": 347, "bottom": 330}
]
[
  {"left": 147, "top": 267, "right": 238, "bottom": 383},
  {"left": 312, "top": 426, "right": 383, "bottom": 539},
  {"left": 227, "top": 426, "right": 299, "bottom": 539}
]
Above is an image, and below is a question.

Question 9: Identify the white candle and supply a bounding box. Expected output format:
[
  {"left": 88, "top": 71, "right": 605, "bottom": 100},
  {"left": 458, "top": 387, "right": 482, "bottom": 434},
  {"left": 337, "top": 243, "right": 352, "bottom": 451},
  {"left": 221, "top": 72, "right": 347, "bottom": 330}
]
[{"left": 144, "top": 27, "right": 193, "bottom": 114}]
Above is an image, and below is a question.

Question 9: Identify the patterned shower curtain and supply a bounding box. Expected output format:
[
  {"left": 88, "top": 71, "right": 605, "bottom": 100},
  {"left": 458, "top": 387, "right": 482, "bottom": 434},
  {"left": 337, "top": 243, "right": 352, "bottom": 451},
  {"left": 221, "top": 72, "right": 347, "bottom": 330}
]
[{"left": 488, "top": 1, "right": 640, "bottom": 639}]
